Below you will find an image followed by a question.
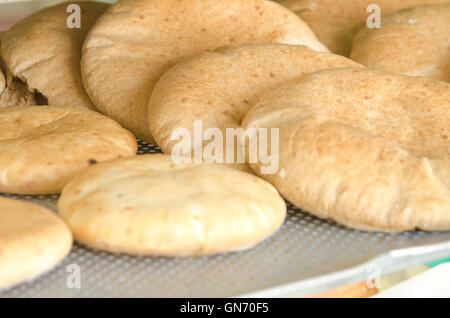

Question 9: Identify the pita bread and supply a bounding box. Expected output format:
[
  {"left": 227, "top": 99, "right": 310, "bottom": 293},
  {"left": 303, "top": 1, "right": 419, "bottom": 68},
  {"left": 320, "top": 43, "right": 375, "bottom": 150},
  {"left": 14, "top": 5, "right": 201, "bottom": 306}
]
[
  {"left": 148, "top": 44, "right": 361, "bottom": 170},
  {"left": 0, "top": 196, "right": 72, "bottom": 291},
  {"left": 0, "top": 78, "right": 36, "bottom": 107},
  {"left": 242, "top": 68, "right": 450, "bottom": 232},
  {"left": 276, "top": 0, "right": 449, "bottom": 56},
  {"left": 351, "top": 4, "right": 450, "bottom": 82},
  {"left": 82, "top": 0, "right": 328, "bottom": 142},
  {"left": 0, "top": 32, "right": 4, "bottom": 95},
  {"left": 0, "top": 106, "right": 138, "bottom": 195},
  {"left": 0, "top": 1, "right": 109, "bottom": 110},
  {"left": 58, "top": 154, "right": 286, "bottom": 256},
  {"left": 0, "top": 32, "right": 35, "bottom": 107},
  {"left": 0, "top": 68, "right": 4, "bottom": 96}
]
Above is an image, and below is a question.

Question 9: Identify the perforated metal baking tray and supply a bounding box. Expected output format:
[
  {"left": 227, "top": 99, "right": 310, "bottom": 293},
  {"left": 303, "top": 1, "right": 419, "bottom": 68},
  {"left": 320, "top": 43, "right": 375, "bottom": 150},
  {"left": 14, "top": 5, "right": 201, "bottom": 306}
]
[{"left": 1, "top": 141, "right": 450, "bottom": 298}]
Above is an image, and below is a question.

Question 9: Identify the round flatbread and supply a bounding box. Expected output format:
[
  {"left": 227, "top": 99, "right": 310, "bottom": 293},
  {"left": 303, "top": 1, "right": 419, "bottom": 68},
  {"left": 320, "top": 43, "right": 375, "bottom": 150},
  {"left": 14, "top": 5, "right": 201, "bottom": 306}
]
[
  {"left": 350, "top": 4, "right": 450, "bottom": 82},
  {"left": 0, "top": 68, "right": 4, "bottom": 96},
  {"left": 242, "top": 68, "right": 450, "bottom": 232},
  {"left": 0, "top": 31, "right": 5, "bottom": 95},
  {"left": 58, "top": 154, "right": 287, "bottom": 256},
  {"left": 82, "top": 0, "right": 328, "bottom": 142},
  {"left": 148, "top": 44, "right": 361, "bottom": 171},
  {"left": 276, "top": 0, "right": 448, "bottom": 56},
  {"left": 0, "top": 30, "right": 4, "bottom": 96},
  {"left": 1, "top": 33, "right": 36, "bottom": 107},
  {"left": 0, "top": 78, "right": 36, "bottom": 107},
  {"left": 0, "top": 106, "right": 137, "bottom": 195},
  {"left": 0, "top": 197, "right": 72, "bottom": 291},
  {"left": 0, "top": 1, "right": 109, "bottom": 110}
]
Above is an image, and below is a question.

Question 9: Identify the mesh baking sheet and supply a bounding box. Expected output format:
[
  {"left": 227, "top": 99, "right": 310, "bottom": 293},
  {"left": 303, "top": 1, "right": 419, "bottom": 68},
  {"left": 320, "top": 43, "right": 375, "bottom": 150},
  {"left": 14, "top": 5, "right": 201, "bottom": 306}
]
[{"left": 1, "top": 140, "right": 450, "bottom": 298}]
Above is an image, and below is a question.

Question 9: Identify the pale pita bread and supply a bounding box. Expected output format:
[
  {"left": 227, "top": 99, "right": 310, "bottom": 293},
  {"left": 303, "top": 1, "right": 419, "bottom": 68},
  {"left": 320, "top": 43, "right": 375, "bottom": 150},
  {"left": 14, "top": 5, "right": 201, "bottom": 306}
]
[
  {"left": 0, "top": 32, "right": 4, "bottom": 96},
  {"left": 242, "top": 68, "right": 450, "bottom": 232},
  {"left": 0, "top": 78, "right": 36, "bottom": 107},
  {"left": 0, "top": 106, "right": 137, "bottom": 194},
  {"left": 0, "top": 68, "right": 4, "bottom": 96},
  {"left": 58, "top": 154, "right": 286, "bottom": 256},
  {"left": 82, "top": 0, "right": 328, "bottom": 142},
  {"left": 351, "top": 4, "right": 450, "bottom": 82},
  {"left": 148, "top": 44, "right": 361, "bottom": 171},
  {"left": 0, "top": 31, "right": 35, "bottom": 107},
  {"left": 0, "top": 196, "right": 72, "bottom": 291},
  {"left": 276, "top": 0, "right": 449, "bottom": 56},
  {"left": 0, "top": 1, "right": 109, "bottom": 110}
]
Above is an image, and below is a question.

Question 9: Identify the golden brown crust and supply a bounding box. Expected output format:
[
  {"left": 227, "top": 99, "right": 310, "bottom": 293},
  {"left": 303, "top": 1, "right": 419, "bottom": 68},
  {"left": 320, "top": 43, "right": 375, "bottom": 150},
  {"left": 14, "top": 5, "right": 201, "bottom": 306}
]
[
  {"left": 148, "top": 44, "right": 362, "bottom": 170},
  {"left": 0, "top": 106, "right": 138, "bottom": 194},
  {"left": 0, "top": 78, "right": 36, "bottom": 107},
  {"left": 0, "top": 69, "right": 4, "bottom": 96},
  {"left": 58, "top": 154, "right": 287, "bottom": 256},
  {"left": 82, "top": 0, "right": 328, "bottom": 142},
  {"left": 0, "top": 34, "right": 36, "bottom": 107},
  {"left": 350, "top": 4, "right": 450, "bottom": 82},
  {"left": 242, "top": 68, "right": 450, "bottom": 232},
  {"left": 277, "top": 0, "right": 449, "bottom": 56},
  {"left": 0, "top": 197, "right": 72, "bottom": 290},
  {"left": 0, "top": 1, "right": 109, "bottom": 110},
  {"left": 1, "top": 33, "right": 36, "bottom": 107},
  {"left": 0, "top": 33, "right": 4, "bottom": 95}
]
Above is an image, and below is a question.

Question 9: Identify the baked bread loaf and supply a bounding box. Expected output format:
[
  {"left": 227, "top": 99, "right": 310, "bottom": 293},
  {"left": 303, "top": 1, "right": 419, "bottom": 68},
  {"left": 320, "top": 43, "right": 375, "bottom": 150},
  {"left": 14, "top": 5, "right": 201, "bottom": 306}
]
[
  {"left": 0, "top": 46, "right": 4, "bottom": 95},
  {"left": 242, "top": 68, "right": 450, "bottom": 232},
  {"left": 148, "top": 44, "right": 361, "bottom": 170},
  {"left": 0, "top": 197, "right": 72, "bottom": 290},
  {"left": 0, "top": 106, "right": 137, "bottom": 194},
  {"left": 58, "top": 154, "right": 287, "bottom": 256},
  {"left": 82, "top": 0, "right": 328, "bottom": 142},
  {"left": 276, "top": 0, "right": 449, "bottom": 56},
  {"left": 0, "top": 31, "right": 36, "bottom": 107},
  {"left": 351, "top": 4, "right": 450, "bottom": 82},
  {"left": 0, "top": 78, "right": 36, "bottom": 107},
  {"left": 1, "top": 1, "right": 109, "bottom": 110},
  {"left": 0, "top": 68, "right": 4, "bottom": 97},
  {"left": 0, "top": 32, "right": 6, "bottom": 95}
]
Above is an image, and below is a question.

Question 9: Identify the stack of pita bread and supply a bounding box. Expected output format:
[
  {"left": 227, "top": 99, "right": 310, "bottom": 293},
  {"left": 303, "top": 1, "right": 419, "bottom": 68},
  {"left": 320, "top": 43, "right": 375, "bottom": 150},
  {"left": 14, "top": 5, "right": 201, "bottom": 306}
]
[{"left": 0, "top": 0, "right": 448, "bottom": 290}]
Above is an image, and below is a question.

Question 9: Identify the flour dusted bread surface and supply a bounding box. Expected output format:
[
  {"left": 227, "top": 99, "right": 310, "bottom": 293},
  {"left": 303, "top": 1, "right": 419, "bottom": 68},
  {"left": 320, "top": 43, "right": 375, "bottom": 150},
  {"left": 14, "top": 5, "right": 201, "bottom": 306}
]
[
  {"left": 351, "top": 4, "right": 450, "bottom": 82},
  {"left": 0, "top": 106, "right": 137, "bottom": 195},
  {"left": 0, "top": 197, "right": 72, "bottom": 290},
  {"left": 148, "top": 44, "right": 361, "bottom": 168},
  {"left": 242, "top": 68, "right": 450, "bottom": 232},
  {"left": 277, "top": 0, "right": 449, "bottom": 56},
  {"left": 0, "top": 1, "right": 109, "bottom": 110},
  {"left": 82, "top": 0, "right": 328, "bottom": 142},
  {"left": 58, "top": 154, "right": 286, "bottom": 256}
]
